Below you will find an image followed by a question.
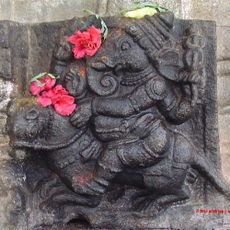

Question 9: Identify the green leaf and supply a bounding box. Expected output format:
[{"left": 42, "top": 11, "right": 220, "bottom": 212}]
[
  {"left": 157, "top": 7, "right": 168, "bottom": 12},
  {"left": 83, "top": 9, "right": 109, "bottom": 40},
  {"left": 83, "top": 9, "right": 95, "bottom": 15},
  {"left": 30, "top": 72, "right": 47, "bottom": 83},
  {"left": 47, "top": 73, "right": 59, "bottom": 79},
  {"left": 83, "top": 9, "right": 100, "bottom": 19},
  {"left": 36, "top": 81, "right": 46, "bottom": 87},
  {"left": 101, "top": 19, "right": 108, "bottom": 40},
  {"left": 30, "top": 72, "right": 59, "bottom": 87}
]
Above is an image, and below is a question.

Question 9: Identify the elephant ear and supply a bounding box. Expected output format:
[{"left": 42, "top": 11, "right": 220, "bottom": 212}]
[{"left": 155, "top": 48, "right": 183, "bottom": 81}]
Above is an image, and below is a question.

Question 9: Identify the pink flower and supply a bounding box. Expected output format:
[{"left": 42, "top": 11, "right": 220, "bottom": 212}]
[
  {"left": 68, "top": 26, "right": 102, "bottom": 59},
  {"left": 30, "top": 75, "right": 56, "bottom": 96},
  {"left": 37, "top": 89, "right": 54, "bottom": 107},
  {"left": 36, "top": 84, "right": 77, "bottom": 116},
  {"left": 52, "top": 84, "right": 69, "bottom": 95},
  {"left": 53, "top": 95, "right": 77, "bottom": 116}
]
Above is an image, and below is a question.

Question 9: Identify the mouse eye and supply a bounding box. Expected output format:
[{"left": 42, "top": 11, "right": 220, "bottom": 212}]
[
  {"left": 26, "top": 109, "right": 39, "bottom": 120},
  {"left": 121, "top": 41, "right": 131, "bottom": 51}
]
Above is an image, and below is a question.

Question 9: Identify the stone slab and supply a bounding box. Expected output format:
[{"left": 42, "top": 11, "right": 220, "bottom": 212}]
[
  {"left": 1, "top": 15, "right": 226, "bottom": 230},
  {"left": 218, "top": 77, "right": 230, "bottom": 108},
  {"left": 0, "top": 48, "right": 11, "bottom": 80}
]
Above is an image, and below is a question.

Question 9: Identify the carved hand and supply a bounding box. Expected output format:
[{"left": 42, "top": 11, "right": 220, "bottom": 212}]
[
  {"left": 64, "top": 68, "right": 86, "bottom": 98},
  {"left": 70, "top": 98, "right": 93, "bottom": 128},
  {"left": 55, "top": 36, "right": 73, "bottom": 61},
  {"left": 179, "top": 68, "right": 205, "bottom": 106},
  {"left": 132, "top": 113, "right": 155, "bottom": 138}
]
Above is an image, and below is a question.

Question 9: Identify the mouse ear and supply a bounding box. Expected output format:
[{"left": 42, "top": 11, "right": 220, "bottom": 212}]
[{"left": 155, "top": 48, "right": 183, "bottom": 81}]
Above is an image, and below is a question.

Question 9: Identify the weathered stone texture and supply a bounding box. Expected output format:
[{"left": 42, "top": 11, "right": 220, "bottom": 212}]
[
  {"left": 0, "top": 22, "right": 10, "bottom": 48},
  {"left": 189, "top": 0, "right": 230, "bottom": 27},
  {"left": 0, "top": 0, "right": 229, "bottom": 229},
  {"left": 8, "top": 0, "right": 98, "bottom": 23},
  {"left": 1, "top": 0, "right": 229, "bottom": 26},
  {"left": 216, "top": 25, "right": 230, "bottom": 183},
  {"left": 218, "top": 77, "right": 230, "bottom": 108},
  {"left": 0, "top": 48, "right": 11, "bottom": 80},
  {"left": 217, "top": 27, "right": 230, "bottom": 61},
  {"left": 0, "top": 0, "right": 12, "bottom": 21},
  {"left": 0, "top": 79, "right": 13, "bottom": 112}
]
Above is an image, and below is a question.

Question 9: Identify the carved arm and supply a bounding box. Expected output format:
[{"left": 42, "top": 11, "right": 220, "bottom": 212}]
[{"left": 157, "top": 83, "right": 196, "bottom": 125}]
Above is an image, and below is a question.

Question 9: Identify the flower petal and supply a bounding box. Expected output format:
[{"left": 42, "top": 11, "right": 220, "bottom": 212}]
[
  {"left": 52, "top": 84, "right": 69, "bottom": 95},
  {"left": 30, "top": 82, "right": 45, "bottom": 96},
  {"left": 54, "top": 103, "right": 77, "bottom": 116},
  {"left": 42, "top": 89, "right": 55, "bottom": 98},
  {"left": 44, "top": 75, "right": 56, "bottom": 90},
  {"left": 67, "top": 25, "right": 102, "bottom": 59},
  {"left": 37, "top": 96, "right": 52, "bottom": 107},
  {"left": 52, "top": 95, "right": 75, "bottom": 105},
  {"left": 73, "top": 47, "right": 86, "bottom": 59}
]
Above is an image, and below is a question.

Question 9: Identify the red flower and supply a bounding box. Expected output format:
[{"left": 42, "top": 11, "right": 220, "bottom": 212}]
[
  {"left": 36, "top": 84, "right": 77, "bottom": 116},
  {"left": 53, "top": 95, "right": 77, "bottom": 116},
  {"left": 68, "top": 26, "right": 102, "bottom": 59},
  {"left": 30, "top": 75, "right": 56, "bottom": 96},
  {"left": 37, "top": 90, "right": 54, "bottom": 107},
  {"left": 52, "top": 84, "right": 69, "bottom": 95}
]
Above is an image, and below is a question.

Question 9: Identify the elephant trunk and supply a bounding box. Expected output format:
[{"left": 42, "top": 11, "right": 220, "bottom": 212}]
[{"left": 87, "top": 58, "right": 119, "bottom": 96}]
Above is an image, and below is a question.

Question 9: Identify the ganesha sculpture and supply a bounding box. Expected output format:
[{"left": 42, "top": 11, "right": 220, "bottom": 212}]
[{"left": 9, "top": 12, "right": 230, "bottom": 229}]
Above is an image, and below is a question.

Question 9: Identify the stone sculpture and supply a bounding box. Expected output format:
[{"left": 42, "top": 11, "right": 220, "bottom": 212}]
[{"left": 8, "top": 12, "right": 229, "bottom": 229}]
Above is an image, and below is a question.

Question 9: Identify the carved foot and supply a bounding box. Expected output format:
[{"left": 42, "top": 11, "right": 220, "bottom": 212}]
[
  {"left": 132, "top": 186, "right": 190, "bottom": 216},
  {"left": 73, "top": 176, "right": 109, "bottom": 196},
  {"left": 132, "top": 195, "right": 163, "bottom": 216},
  {"left": 38, "top": 177, "right": 99, "bottom": 211},
  {"left": 40, "top": 190, "right": 99, "bottom": 211}
]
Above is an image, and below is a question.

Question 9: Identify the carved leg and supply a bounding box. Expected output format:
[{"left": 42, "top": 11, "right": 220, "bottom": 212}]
[
  {"left": 72, "top": 147, "right": 122, "bottom": 196},
  {"left": 38, "top": 176, "right": 98, "bottom": 210}
]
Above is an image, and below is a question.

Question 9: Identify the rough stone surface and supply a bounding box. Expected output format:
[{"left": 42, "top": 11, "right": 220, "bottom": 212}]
[
  {"left": 217, "top": 26, "right": 230, "bottom": 59},
  {"left": 0, "top": 0, "right": 229, "bottom": 229},
  {"left": 0, "top": 0, "right": 12, "bottom": 22},
  {"left": 8, "top": 0, "right": 98, "bottom": 23},
  {"left": 0, "top": 48, "right": 11, "bottom": 80},
  {"left": 0, "top": 22, "right": 10, "bottom": 48},
  {"left": 0, "top": 0, "right": 229, "bottom": 26},
  {"left": 216, "top": 25, "right": 230, "bottom": 183},
  {"left": 0, "top": 79, "right": 13, "bottom": 112},
  {"left": 218, "top": 77, "right": 230, "bottom": 108},
  {"left": 189, "top": 0, "right": 230, "bottom": 27},
  {"left": 0, "top": 13, "right": 228, "bottom": 230}
]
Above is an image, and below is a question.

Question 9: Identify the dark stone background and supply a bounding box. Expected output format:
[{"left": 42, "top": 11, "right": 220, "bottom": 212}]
[{"left": 0, "top": 1, "right": 230, "bottom": 229}]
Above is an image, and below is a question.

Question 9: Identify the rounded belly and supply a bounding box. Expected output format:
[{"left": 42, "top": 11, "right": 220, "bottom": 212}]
[{"left": 92, "top": 111, "right": 159, "bottom": 142}]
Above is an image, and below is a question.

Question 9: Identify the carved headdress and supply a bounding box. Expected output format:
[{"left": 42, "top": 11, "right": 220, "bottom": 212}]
[
  {"left": 125, "top": 12, "right": 206, "bottom": 104},
  {"left": 125, "top": 12, "right": 185, "bottom": 82},
  {"left": 125, "top": 12, "right": 174, "bottom": 61}
]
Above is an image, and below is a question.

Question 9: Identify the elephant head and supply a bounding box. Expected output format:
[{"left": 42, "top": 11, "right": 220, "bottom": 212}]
[{"left": 86, "top": 12, "right": 184, "bottom": 95}]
